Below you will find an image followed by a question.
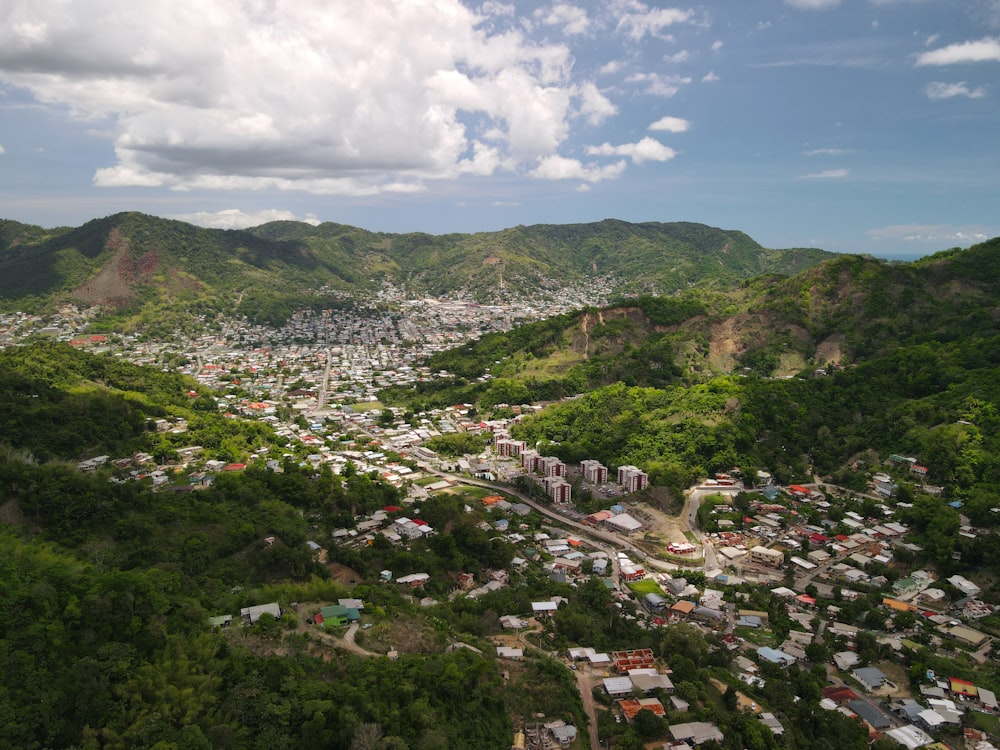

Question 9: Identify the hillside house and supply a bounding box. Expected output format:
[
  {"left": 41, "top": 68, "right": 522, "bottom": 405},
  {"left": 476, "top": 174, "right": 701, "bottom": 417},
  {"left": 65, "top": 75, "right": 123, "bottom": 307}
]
[{"left": 240, "top": 602, "right": 282, "bottom": 625}]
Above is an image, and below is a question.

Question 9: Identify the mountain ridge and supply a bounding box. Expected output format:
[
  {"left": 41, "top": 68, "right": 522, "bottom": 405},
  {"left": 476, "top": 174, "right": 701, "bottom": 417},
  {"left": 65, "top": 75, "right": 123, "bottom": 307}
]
[{"left": 0, "top": 212, "right": 835, "bottom": 325}]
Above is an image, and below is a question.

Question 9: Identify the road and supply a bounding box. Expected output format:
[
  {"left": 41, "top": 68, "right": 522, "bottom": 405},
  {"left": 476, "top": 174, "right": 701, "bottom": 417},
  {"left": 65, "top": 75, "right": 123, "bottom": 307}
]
[
  {"left": 308, "top": 350, "right": 333, "bottom": 416},
  {"left": 575, "top": 668, "right": 602, "bottom": 750},
  {"left": 293, "top": 604, "right": 380, "bottom": 657},
  {"left": 412, "top": 468, "right": 745, "bottom": 749},
  {"left": 419, "top": 466, "right": 655, "bottom": 562},
  {"left": 515, "top": 618, "right": 601, "bottom": 750},
  {"left": 683, "top": 485, "right": 741, "bottom": 572}
]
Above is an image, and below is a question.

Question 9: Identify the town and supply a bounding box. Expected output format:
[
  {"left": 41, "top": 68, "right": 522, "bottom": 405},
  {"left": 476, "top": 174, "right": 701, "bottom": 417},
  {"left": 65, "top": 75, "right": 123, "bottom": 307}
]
[{"left": 3, "top": 289, "right": 998, "bottom": 750}]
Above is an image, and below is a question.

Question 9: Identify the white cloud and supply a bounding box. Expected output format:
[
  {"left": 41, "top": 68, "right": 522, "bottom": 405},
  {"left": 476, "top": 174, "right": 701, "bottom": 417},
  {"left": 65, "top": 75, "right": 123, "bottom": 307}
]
[
  {"left": 535, "top": 3, "right": 590, "bottom": 35},
  {"left": 799, "top": 168, "right": 850, "bottom": 179},
  {"left": 785, "top": 0, "right": 840, "bottom": 9},
  {"left": 0, "top": 144, "right": 5, "bottom": 155},
  {"left": 803, "top": 147, "right": 851, "bottom": 155},
  {"left": 925, "top": 81, "right": 987, "bottom": 99},
  {"left": 599, "top": 60, "right": 625, "bottom": 75},
  {"left": 867, "top": 223, "right": 991, "bottom": 243},
  {"left": 649, "top": 116, "right": 691, "bottom": 133},
  {"left": 586, "top": 137, "right": 677, "bottom": 164},
  {"left": 479, "top": 2, "right": 516, "bottom": 18},
  {"left": 576, "top": 82, "right": 618, "bottom": 124},
  {"left": 169, "top": 208, "right": 322, "bottom": 229},
  {"left": 712, "top": 40, "right": 724, "bottom": 51},
  {"left": 626, "top": 71, "right": 692, "bottom": 96},
  {"left": 702, "top": 70, "right": 720, "bottom": 82},
  {"left": 916, "top": 37, "right": 1000, "bottom": 65},
  {"left": 664, "top": 50, "right": 690, "bottom": 63},
  {"left": 529, "top": 155, "right": 627, "bottom": 181},
  {"left": 925, "top": 33, "right": 940, "bottom": 46},
  {"left": 613, "top": 3, "right": 693, "bottom": 41},
  {"left": 0, "top": 0, "right": 631, "bottom": 195}
]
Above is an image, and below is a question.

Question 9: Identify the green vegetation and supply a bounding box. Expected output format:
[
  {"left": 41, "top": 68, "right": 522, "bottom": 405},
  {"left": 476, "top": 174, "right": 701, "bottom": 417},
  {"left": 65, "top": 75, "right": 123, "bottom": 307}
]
[{"left": 0, "top": 213, "right": 835, "bottom": 326}]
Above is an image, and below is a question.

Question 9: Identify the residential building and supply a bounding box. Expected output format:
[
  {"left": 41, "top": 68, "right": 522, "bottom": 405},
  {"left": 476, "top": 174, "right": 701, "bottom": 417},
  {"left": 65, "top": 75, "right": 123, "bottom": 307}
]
[
  {"left": 617, "top": 465, "right": 648, "bottom": 492},
  {"left": 580, "top": 459, "right": 608, "bottom": 484},
  {"left": 748, "top": 545, "right": 784, "bottom": 568}
]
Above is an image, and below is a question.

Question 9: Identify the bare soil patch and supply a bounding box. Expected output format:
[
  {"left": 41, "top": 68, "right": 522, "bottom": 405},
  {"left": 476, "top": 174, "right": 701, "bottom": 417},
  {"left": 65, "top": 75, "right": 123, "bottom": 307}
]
[{"left": 325, "top": 561, "right": 362, "bottom": 585}]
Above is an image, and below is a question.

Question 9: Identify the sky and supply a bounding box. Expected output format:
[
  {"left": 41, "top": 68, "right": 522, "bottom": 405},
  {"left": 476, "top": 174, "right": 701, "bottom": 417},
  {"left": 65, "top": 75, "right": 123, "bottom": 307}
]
[{"left": 1, "top": 1, "right": 999, "bottom": 259}]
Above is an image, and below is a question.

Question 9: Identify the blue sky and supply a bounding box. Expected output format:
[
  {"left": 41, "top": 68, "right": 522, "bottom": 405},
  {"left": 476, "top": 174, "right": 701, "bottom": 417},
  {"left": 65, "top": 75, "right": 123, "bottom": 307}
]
[{"left": 1, "top": 0, "right": 998, "bottom": 259}]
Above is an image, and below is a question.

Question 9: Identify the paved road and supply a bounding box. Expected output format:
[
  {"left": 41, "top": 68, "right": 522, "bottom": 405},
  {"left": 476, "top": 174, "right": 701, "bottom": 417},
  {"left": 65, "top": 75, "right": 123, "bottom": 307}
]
[
  {"left": 684, "top": 485, "right": 741, "bottom": 572},
  {"left": 419, "top": 466, "right": 654, "bottom": 562}
]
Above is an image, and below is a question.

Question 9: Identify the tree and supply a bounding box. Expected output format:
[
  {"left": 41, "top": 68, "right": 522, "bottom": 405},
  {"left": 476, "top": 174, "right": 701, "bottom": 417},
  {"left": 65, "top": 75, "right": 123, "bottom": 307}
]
[{"left": 633, "top": 708, "right": 665, "bottom": 740}]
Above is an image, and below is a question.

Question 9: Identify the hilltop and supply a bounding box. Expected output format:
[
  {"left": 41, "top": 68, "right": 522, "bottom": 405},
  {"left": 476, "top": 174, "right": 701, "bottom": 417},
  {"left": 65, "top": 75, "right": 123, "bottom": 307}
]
[
  {"left": 379, "top": 237, "right": 1000, "bottom": 411},
  {"left": 0, "top": 212, "right": 833, "bottom": 328}
]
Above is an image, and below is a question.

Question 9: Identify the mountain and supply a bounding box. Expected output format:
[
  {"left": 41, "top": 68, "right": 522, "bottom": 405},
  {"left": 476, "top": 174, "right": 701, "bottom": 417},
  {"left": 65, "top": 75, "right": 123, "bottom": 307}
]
[
  {"left": 380, "top": 236, "right": 1000, "bottom": 408},
  {"left": 0, "top": 212, "right": 834, "bottom": 326}
]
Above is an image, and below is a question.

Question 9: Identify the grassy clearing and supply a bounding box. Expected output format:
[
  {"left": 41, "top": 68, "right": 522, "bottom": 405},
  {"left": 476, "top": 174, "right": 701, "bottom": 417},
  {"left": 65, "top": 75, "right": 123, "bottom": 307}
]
[
  {"left": 350, "top": 400, "right": 384, "bottom": 412},
  {"left": 628, "top": 578, "right": 666, "bottom": 596}
]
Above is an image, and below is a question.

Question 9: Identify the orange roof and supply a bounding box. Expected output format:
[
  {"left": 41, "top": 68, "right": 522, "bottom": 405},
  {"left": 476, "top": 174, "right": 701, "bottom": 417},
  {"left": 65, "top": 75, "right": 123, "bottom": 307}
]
[
  {"left": 671, "top": 600, "right": 696, "bottom": 614},
  {"left": 618, "top": 698, "right": 665, "bottom": 720},
  {"left": 482, "top": 495, "right": 503, "bottom": 505},
  {"left": 950, "top": 677, "right": 977, "bottom": 696},
  {"left": 883, "top": 598, "right": 918, "bottom": 612}
]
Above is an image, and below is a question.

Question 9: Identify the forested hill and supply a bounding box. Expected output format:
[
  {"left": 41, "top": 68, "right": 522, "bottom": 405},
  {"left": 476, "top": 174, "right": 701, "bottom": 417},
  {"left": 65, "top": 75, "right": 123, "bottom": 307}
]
[
  {"left": 378, "top": 236, "right": 1000, "bottom": 410},
  {"left": 0, "top": 212, "right": 833, "bottom": 326}
]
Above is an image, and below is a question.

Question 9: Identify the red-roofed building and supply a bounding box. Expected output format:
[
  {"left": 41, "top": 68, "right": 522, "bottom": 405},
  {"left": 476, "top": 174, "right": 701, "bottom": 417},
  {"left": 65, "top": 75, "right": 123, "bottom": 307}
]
[
  {"left": 223, "top": 463, "right": 247, "bottom": 472},
  {"left": 823, "top": 686, "right": 859, "bottom": 704}
]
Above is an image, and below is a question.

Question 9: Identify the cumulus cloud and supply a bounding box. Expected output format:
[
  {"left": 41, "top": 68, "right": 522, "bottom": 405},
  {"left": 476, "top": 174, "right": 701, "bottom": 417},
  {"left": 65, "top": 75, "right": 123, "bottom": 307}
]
[
  {"left": 529, "top": 154, "right": 627, "bottom": 181},
  {"left": 626, "top": 72, "right": 692, "bottom": 96},
  {"left": 925, "top": 81, "right": 987, "bottom": 99},
  {"left": 576, "top": 82, "right": 618, "bottom": 124},
  {"left": 586, "top": 137, "right": 677, "bottom": 163},
  {"left": 0, "top": 144, "right": 5, "bottom": 155},
  {"left": 799, "top": 168, "right": 850, "bottom": 179},
  {"left": 535, "top": 3, "right": 590, "bottom": 35},
  {"left": 916, "top": 37, "right": 1000, "bottom": 65},
  {"left": 169, "top": 208, "right": 322, "bottom": 229},
  {"left": 664, "top": 50, "right": 690, "bottom": 63},
  {"left": 0, "top": 0, "right": 643, "bottom": 195},
  {"left": 702, "top": 70, "right": 720, "bottom": 82},
  {"left": 613, "top": 2, "right": 693, "bottom": 41},
  {"left": 649, "top": 116, "right": 691, "bottom": 133},
  {"left": 785, "top": 0, "right": 840, "bottom": 9}
]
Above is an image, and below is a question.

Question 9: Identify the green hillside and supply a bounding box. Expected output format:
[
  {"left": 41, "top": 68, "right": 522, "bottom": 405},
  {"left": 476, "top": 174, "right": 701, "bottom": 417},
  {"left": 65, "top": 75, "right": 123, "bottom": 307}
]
[
  {"left": 0, "top": 212, "right": 834, "bottom": 328},
  {"left": 380, "top": 237, "right": 1000, "bottom": 410}
]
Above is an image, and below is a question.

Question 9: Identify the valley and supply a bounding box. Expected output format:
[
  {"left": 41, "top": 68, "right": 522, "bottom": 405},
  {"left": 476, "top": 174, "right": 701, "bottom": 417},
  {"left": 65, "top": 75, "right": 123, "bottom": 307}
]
[{"left": 1, "top": 219, "right": 1000, "bottom": 750}]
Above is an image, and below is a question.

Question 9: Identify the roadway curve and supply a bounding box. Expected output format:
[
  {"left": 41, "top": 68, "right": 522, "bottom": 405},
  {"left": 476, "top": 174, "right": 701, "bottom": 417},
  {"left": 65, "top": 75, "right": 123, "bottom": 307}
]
[{"left": 420, "top": 466, "right": 655, "bottom": 563}]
